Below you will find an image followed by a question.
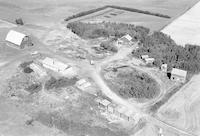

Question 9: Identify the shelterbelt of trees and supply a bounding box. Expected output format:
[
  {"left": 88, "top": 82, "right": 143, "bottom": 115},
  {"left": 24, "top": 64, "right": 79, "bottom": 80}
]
[
  {"left": 64, "top": 5, "right": 171, "bottom": 21},
  {"left": 67, "top": 22, "right": 200, "bottom": 74}
]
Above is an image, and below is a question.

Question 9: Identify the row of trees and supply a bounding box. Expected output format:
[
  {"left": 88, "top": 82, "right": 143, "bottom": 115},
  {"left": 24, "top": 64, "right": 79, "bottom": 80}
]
[
  {"left": 67, "top": 22, "right": 150, "bottom": 40},
  {"left": 64, "top": 5, "right": 170, "bottom": 21}
]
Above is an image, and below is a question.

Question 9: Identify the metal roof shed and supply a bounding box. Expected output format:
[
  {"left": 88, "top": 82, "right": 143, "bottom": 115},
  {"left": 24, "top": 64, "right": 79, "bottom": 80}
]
[
  {"left": 6, "top": 30, "right": 26, "bottom": 47},
  {"left": 171, "top": 68, "right": 187, "bottom": 77}
]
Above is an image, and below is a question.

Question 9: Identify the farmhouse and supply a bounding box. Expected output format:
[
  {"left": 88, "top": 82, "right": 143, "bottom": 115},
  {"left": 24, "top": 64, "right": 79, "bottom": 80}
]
[
  {"left": 171, "top": 68, "right": 187, "bottom": 83},
  {"left": 5, "top": 30, "right": 32, "bottom": 49},
  {"left": 116, "top": 34, "right": 133, "bottom": 48},
  {"left": 41, "top": 57, "right": 70, "bottom": 72},
  {"left": 95, "top": 97, "right": 111, "bottom": 109},
  {"left": 76, "top": 79, "right": 92, "bottom": 91}
]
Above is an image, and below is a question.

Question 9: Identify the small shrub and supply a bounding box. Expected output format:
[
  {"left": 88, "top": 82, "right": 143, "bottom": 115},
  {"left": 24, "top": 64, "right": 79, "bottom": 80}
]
[
  {"left": 25, "top": 83, "right": 42, "bottom": 94},
  {"left": 15, "top": 18, "right": 24, "bottom": 25},
  {"left": 23, "top": 67, "right": 33, "bottom": 73}
]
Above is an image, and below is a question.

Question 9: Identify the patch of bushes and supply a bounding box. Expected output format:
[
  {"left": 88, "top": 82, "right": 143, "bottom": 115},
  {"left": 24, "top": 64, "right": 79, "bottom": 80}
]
[
  {"left": 105, "top": 68, "right": 160, "bottom": 100},
  {"left": 64, "top": 5, "right": 170, "bottom": 21},
  {"left": 44, "top": 77, "right": 78, "bottom": 90},
  {"left": 132, "top": 32, "right": 200, "bottom": 74},
  {"left": 19, "top": 61, "right": 34, "bottom": 74},
  {"left": 25, "top": 83, "right": 42, "bottom": 94},
  {"left": 23, "top": 67, "right": 33, "bottom": 73},
  {"left": 19, "top": 61, "right": 33, "bottom": 69},
  {"left": 15, "top": 18, "right": 24, "bottom": 25}
]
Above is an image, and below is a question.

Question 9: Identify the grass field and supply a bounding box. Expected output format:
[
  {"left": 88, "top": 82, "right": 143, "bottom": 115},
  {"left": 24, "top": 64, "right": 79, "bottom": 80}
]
[{"left": 162, "top": 1, "right": 200, "bottom": 46}]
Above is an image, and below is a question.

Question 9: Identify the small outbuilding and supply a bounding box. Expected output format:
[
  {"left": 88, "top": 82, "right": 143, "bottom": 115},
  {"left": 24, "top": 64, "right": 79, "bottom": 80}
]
[
  {"left": 5, "top": 30, "right": 32, "bottom": 49},
  {"left": 171, "top": 68, "right": 187, "bottom": 83},
  {"left": 116, "top": 34, "right": 133, "bottom": 47},
  {"left": 41, "top": 57, "right": 69, "bottom": 72},
  {"left": 141, "top": 55, "right": 149, "bottom": 60},
  {"left": 145, "top": 58, "right": 155, "bottom": 65},
  {"left": 161, "top": 64, "right": 167, "bottom": 72}
]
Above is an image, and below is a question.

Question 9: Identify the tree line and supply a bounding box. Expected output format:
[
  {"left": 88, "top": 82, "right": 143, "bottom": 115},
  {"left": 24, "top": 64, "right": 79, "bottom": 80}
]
[{"left": 64, "top": 5, "right": 171, "bottom": 21}]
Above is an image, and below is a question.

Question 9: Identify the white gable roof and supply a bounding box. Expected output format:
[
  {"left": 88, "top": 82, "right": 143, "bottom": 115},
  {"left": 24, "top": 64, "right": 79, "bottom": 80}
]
[
  {"left": 42, "top": 57, "right": 69, "bottom": 71},
  {"left": 171, "top": 68, "right": 187, "bottom": 77},
  {"left": 6, "top": 30, "right": 26, "bottom": 46},
  {"left": 123, "top": 34, "right": 132, "bottom": 41}
]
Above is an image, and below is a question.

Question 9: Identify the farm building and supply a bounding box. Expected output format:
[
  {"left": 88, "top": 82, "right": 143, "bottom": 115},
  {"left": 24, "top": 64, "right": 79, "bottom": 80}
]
[
  {"left": 30, "top": 63, "right": 47, "bottom": 77},
  {"left": 141, "top": 55, "right": 149, "bottom": 60},
  {"left": 76, "top": 79, "right": 92, "bottom": 91},
  {"left": 41, "top": 57, "right": 70, "bottom": 72},
  {"left": 116, "top": 34, "right": 133, "bottom": 48},
  {"left": 161, "top": 64, "right": 168, "bottom": 72},
  {"left": 144, "top": 58, "right": 155, "bottom": 65},
  {"left": 5, "top": 30, "right": 32, "bottom": 49},
  {"left": 95, "top": 97, "right": 111, "bottom": 109},
  {"left": 171, "top": 68, "right": 187, "bottom": 83}
]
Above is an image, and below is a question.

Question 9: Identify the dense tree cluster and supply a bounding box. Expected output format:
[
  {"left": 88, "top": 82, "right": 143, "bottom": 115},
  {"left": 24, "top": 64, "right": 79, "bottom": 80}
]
[
  {"left": 132, "top": 32, "right": 200, "bottom": 73},
  {"left": 64, "top": 5, "right": 170, "bottom": 21},
  {"left": 45, "top": 77, "right": 78, "bottom": 90},
  {"left": 106, "top": 68, "right": 160, "bottom": 100},
  {"left": 67, "top": 22, "right": 149, "bottom": 40},
  {"left": 68, "top": 21, "right": 200, "bottom": 74}
]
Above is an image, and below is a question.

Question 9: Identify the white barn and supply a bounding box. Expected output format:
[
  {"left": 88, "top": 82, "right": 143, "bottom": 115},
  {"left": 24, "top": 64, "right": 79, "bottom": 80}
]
[
  {"left": 171, "top": 68, "right": 187, "bottom": 83},
  {"left": 41, "top": 57, "right": 69, "bottom": 72},
  {"left": 5, "top": 30, "right": 31, "bottom": 49}
]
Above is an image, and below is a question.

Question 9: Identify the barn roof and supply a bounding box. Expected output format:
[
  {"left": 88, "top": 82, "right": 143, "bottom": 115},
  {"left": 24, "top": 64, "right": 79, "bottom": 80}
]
[
  {"left": 5, "top": 30, "right": 26, "bottom": 46},
  {"left": 171, "top": 68, "right": 187, "bottom": 77},
  {"left": 122, "top": 34, "right": 132, "bottom": 41},
  {"left": 42, "top": 57, "right": 69, "bottom": 71}
]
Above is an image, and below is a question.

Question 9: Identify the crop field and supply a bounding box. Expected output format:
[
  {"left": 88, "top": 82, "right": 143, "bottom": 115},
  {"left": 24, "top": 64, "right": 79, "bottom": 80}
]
[
  {"left": 162, "top": 1, "right": 200, "bottom": 46},
  {"left": 77, "top": 8, "right": 170, "bottom": 31},
  {"left": 0, "top": 0, "right": 198, "bottom": 29},
  {"left": 157, "top": 74, "right": 200, "bottom": 135}
]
